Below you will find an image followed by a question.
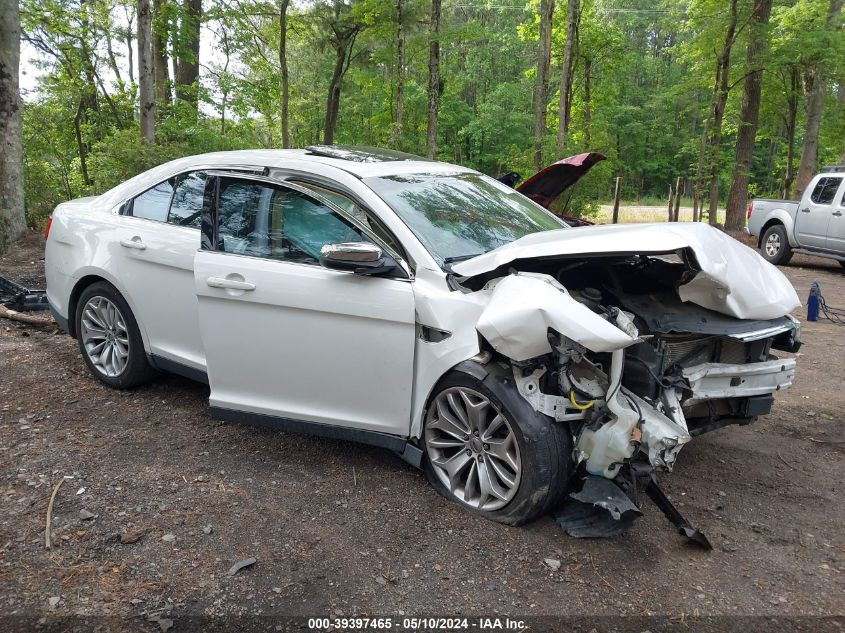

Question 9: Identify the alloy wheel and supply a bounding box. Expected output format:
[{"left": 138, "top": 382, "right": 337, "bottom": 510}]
[
  {"left": 425, "top": 387, "right": 521, "bottom": 511},
  {"left": 765, "top": 232, "right": 781, "bottom": 258},
  {"left": 80, "top": 296, "right": 130, "bottom": 377}
]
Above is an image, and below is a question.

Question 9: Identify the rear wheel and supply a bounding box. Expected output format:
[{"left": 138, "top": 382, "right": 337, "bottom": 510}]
[
  {"left": 760, "top": 224, "right": 793, "bottom": 266},
  {"left": 422, "top": 362, "right": 572, "bottom": 525},
  {"left": 75, "top": 282, "right": 157, "bottom": 389}
]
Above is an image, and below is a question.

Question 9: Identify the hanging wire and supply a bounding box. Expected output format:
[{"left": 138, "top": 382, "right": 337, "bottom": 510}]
[{"left": 818, "top": 289, "right": 845, "bottom": 324}]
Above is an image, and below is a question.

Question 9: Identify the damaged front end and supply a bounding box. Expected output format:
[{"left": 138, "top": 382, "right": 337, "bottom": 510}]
[{"left": 454, "top": 226, "right": 801, "bottom": 545}]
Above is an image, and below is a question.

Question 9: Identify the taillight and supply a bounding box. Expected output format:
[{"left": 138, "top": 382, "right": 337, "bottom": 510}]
[
  {"left": 44, "top": 216, "right": 52, "bottom": 240},
  {"left": 746, "top": 202, "right": 753, "bottom": 220}
]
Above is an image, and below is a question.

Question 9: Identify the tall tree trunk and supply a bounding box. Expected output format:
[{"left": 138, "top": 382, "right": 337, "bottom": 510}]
[
  {"left": 174, "top": 0, "right": 201, "bottom": 115},
  {"left": 323, "top": 29, "right": 358, "bottom": 145},
  {"left": 532, "top": 0, "right": 555, "bottom": 170},
  {"left": 557, "top": 0, "right": 578, "bottom": 152},
  {"left": 795, "top": 0, "right": 843, "bottom": 197},
  {"left": 783, "top": 65, "right": 799, "bottom": 198},
  {"left": 137, "top": 0, "right": 155, "bottom": 141},
  {"left": 279, "top": 0, "right": 290, "bottom": 148},
  {"left": 425, "top": 0, "right": 442, "bottom": 159},
  {"left": 583, "top": 56, "right": 592, "bottom": 148},
  {"left": 152, "top": 0, "right": 171, "bottom": 112},
  {"left": 0, "top": 0, "right": 25, "bottom": 251},
  {"left": 391, "top": 0, "right": 404, "bottom": 148},
  {"left": 706, "top": 0, "right": 738, "bottom": 226},
  {"left": 724, "top": 0, "right": 773, "bottom": 230}
]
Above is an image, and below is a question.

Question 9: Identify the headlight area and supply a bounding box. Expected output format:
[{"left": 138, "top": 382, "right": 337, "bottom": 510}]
[{"left": 472, "top": 271, "right": 799, "bottom": 548}]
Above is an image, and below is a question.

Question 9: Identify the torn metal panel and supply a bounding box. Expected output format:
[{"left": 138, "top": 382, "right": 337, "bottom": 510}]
[
  {"left": 452, "top": 222, "right": 800, "bottom": 320},
  {"left": 475, "top": 273, "right": 637, "bottom": 361},
  {"left": 553, "top": 476, "right": 642, "bottom": 538}
]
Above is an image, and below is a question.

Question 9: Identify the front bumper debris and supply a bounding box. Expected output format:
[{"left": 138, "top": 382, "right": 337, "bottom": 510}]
[
  {"left": 554, "top": 471, "right": 712, "bottom": 549},
  {"left": 683, "top": 358, "right": 796, "bottom": 405}
]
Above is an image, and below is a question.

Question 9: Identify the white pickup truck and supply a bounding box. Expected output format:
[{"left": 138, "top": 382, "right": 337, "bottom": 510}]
[{"left": 747, "top": 166, "right": 845, "bottom": 267}]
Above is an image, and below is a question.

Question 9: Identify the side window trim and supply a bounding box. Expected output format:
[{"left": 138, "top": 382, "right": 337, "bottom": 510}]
[{"left": 201, "top": 170, "right": 411, "bottom": 276}]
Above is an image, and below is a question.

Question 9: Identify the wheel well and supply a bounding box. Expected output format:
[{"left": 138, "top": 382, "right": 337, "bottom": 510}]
[
  {"left": 67, "top": 275, "right": 111, "bottom": 338},
  {"left": 758, "top": 219, "right": 784, "bottom": 248}
]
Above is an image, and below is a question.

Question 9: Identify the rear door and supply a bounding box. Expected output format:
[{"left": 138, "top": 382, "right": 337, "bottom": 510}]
[
  {"left": 114, "top": 172, "right": 208, "bottom": 371},
  {"left": 193, "top": 173, "right": 416, "bottom": 436},
  {"left": 795, "top": 176, "right": 842, "bottom": 249}
]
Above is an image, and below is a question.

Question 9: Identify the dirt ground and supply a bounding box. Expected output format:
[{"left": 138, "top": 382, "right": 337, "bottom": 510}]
[{"left": 1, "top": 230, "right": 843, "bottom": 631}]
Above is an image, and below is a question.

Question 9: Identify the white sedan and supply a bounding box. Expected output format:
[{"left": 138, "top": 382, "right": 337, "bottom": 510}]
[{"left": 45, "top": 146, "right": 801, "bottom": 528}]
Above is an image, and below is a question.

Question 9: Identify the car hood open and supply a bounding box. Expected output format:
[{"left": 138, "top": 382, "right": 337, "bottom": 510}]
[
  {"left": 451, "top": 222, "right": 801, "bottom": 321},
  {"left": 516, "top": 152, "right": 606, "bottom": 209}
]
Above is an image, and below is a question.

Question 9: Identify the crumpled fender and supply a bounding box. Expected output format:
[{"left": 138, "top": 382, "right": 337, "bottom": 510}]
[{"left": 475, "top": 273, "right": 637, "bottom": 361}]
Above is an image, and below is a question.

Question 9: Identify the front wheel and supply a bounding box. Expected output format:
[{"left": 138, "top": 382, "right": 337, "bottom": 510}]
[
  {"left": 422, "top": 362, "right": 572, "bottom": 525},
  {"left": 760, "top": 224, "right": 793, "bottom": 266}
]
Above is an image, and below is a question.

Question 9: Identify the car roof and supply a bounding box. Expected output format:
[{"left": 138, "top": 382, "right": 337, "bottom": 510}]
[{"left": 177, "top": 147, "right": 476, "bottom": 179}]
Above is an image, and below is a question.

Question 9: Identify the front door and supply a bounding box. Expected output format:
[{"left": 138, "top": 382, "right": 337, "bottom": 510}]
[
  {"left": 824, "top": 179, "right": 845, "bottom": 253},
  {"left": 795, "top": 176, "right": 842, "bottom": 249},
  {"left": 193, "top": 173, "right": 416, "bottom": 436}
]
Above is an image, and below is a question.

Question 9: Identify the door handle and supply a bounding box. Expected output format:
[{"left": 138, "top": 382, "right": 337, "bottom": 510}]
[
  {"left": 206, "top": 276, "right": 256, "bottom": 291},
  {"left": 120, "top": 237, "right": 147, "bottom": 250},
  {"left": 833, "top": 211, "right": 843, "bottom": 217},
  {"left": 800, "top": 208, "right": 811, "bottom": 213}
]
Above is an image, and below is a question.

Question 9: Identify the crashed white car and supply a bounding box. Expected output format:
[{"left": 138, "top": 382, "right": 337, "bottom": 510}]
[{"left": 45, "top": 146, "right": 801, "bottom": 532}]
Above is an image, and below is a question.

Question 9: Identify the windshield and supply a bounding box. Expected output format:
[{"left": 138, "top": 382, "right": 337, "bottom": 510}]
[{"left": 363, "top": 172, "right": 567, "bottom": 265}]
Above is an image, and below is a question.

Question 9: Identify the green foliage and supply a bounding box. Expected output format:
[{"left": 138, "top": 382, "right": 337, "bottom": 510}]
[{"left": 18, "top": 0, "right": 845, "bottom": 230}]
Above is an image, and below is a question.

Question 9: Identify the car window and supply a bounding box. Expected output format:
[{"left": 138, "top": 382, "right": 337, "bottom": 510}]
[
  {"left": 289, "top": 180, "right": 403, "bottom": 256},
  {"left": 810, "top": 177, "right": 843, "bottom": 205},
  {"left": 215, "top": 177, "right": 366, "bottom": 263},
  {"left": 168, "top": 172, "right": 207, "bottom": 228},
  {"left": 131, "top": 180, "right": 173, "bottom": 222}
]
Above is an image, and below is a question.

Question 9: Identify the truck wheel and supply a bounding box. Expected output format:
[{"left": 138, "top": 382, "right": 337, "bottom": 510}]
[
  {"left": 75, "top": 282, "right": 158, "bottom": 389},
  {"left": 422, "top": 361, "right": 572, "bottom": 526},
  {"left": 760, "top": 224, "right": 793, "bottom": 266}
]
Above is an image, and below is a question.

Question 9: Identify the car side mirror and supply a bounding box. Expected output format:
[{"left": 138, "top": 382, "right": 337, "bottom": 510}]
[{"left": 319, "top": 242, "right": 399, "bottom": 276}]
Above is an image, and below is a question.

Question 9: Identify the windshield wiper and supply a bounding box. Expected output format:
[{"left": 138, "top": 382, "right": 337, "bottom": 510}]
[{"left": 443, "top": 253, "right": 484, "bottom": 264}]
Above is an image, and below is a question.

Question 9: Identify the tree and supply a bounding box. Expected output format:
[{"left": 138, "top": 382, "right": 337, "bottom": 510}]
[
  {"left": 174, "top": 0, "right": 202, "bottom": 114},
  {"left": 557, "top": 0, "right": 578, "bottom": 152},
  {"left": 390, "top": 0, "right": 405, "bottom": 148},
  {"left": 704, "top": 0, "right": 738, "bottom": 226},
  {"left": 795, "top": 0, "right": 843, "bottom": 198},
  {"left": 152, "top": 0, "right": 172, "bottom": 111},
  {"left": 425, "top": 0, "right": 441, "bottom": 158},
  {"left": 725, "top": 0, "right": 773, "bottom": 230},
  {"left": 279, "top": 0, "right": 291, "bottom": 148},
  {"left": 0, "top": 0, "right": 26, "bottom": 251},
  {"left": 138, "top": 0, "right": 155, "bottom": 141},
  {"left": 532, "top": 0, "right": 555, "bottom": 170}
]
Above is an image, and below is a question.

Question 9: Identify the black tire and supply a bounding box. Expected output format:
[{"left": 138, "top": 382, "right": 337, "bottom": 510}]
[
  {"left": 838, "top": 260, "right": 845, "bottom": 270},
  {"left": 74, "top": 281, "right": 158, "bottom": 389},
  {"left": 760, "top": 224, "right": 793, "bottom": 266},
  {"left": 422, "top": 361, "right": 573, "bottom": 526}
]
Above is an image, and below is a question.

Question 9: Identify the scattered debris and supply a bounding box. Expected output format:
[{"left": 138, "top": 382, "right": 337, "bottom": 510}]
[
  {"left": 543, "top": 558, "right": 561, "bottom": 571},
  {"left": 202, "top": 525, "right": 213, "bottom": 535},
  {"left": 120, "top": 527, "right": 148, "bottom": 544},
  {"left": 48, "top": 596, "right": 60, "bottom": 607},
  {"left": 554, "top": 476, "right": 642, "bottom": 538},
  {"left": 161, "top": 533, "right": 176, "bottom": 543},
  {"left": 375, "top": 574, "right": 387, "bottom": 585},
  {"left": 227, "top": 557, "right": 257, "bottom": 576},
  {"left": 79, "top": 509, "right": 96, "bottom": 520},
  {"left": 45, "top": 476, "right": 70, "bottom": 549}
]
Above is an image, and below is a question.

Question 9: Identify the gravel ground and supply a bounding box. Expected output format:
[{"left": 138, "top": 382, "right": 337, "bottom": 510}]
[{"left": 1, "top": 231, "right": 843, "bottom": 631}]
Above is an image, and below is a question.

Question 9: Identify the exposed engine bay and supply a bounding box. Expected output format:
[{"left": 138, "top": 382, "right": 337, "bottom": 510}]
[{"left": 455, "top": 249, "right": 801, "bottom": 545}]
